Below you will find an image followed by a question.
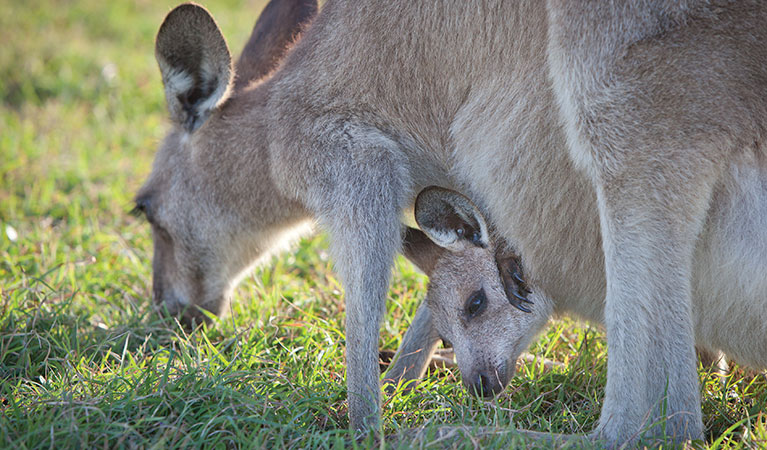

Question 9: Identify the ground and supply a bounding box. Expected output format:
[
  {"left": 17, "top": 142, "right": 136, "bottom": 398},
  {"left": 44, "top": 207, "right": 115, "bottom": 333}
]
[{"left": 1, "top": 0, "right": 765, "bottom": 448}]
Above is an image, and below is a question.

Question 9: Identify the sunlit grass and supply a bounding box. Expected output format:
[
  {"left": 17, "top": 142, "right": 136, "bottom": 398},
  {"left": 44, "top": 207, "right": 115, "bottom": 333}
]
[{"left": 2, "top": 0, "right": 766, "bottom": 448}]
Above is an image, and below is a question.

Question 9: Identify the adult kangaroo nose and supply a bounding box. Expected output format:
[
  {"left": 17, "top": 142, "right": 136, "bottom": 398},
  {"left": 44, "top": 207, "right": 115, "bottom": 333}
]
[{"left": 467, "top": 370, "right": 504, "bottom": 398}]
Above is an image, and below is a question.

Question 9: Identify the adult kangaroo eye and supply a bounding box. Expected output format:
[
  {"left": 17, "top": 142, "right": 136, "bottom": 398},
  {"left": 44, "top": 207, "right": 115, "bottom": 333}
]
[{"left": 465, "top": 289, "right": 487, "bottom": 318}]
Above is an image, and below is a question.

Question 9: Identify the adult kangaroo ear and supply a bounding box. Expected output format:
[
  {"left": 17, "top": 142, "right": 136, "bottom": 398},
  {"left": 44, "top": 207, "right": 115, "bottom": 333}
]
[
  {"left": 234, "top": 0, "right": 318, "bottom": 90},
  {"left": 155, "top": 3, "right": 233, "bottom": 133},
  {"left": 414, "top": 186, "right": 490, "bottom": 251},
  {"left": 401, "top": 227, "right": 445, "bottom": 276}
]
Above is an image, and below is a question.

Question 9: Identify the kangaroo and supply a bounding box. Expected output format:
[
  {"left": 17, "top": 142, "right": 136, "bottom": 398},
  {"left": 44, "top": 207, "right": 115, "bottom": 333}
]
[
  {"left": 387, "top": 187, "right": 552, "bottom": 398},
  {"left": 391, "top": 187, "right": 748, "bottom": 402},
  {"left": 136, "top": 0, "right": 767, "bottom": 445}
]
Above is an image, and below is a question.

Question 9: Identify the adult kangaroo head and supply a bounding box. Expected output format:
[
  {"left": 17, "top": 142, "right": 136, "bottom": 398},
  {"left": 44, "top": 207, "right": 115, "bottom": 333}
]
[
  {"left": 403, "top": 187, "right": 553, "bottom": 398},
  {"left": 134, "top": 1, "right": 317, "bottom": 324}
]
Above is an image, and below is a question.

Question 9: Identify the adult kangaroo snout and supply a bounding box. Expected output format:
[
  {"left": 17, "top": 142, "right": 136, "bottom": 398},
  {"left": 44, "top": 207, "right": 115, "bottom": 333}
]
[{"left": 137, "top": 0, "right": 767, "bottom": 445}]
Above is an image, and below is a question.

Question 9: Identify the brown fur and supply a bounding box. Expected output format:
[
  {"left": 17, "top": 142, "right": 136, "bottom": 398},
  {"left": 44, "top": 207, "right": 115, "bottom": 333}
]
[{"left": 138, "top": 1, "right": 767, "bottom": 445}]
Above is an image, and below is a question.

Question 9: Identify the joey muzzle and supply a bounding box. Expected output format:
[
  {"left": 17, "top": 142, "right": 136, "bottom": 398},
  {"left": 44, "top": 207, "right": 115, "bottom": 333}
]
[{"left": 465, "top": 361, "right": 508, "bottom": 398}]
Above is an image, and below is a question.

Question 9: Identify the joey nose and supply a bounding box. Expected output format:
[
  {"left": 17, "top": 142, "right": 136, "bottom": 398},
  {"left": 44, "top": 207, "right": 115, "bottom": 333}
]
[{"left": 468, "top": 370, "right": 504, "bottom": 398}]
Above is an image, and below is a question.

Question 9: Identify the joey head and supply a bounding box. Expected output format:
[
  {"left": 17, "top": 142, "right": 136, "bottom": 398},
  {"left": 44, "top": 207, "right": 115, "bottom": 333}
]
[{"left": 400, "top": 187, "right": 553, "bottom": 397}]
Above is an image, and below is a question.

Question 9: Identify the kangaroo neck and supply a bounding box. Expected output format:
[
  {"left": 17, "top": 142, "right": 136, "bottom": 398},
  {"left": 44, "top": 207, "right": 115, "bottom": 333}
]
[{"left": 191, "top": 83, "right": 312, "bottom": 235}]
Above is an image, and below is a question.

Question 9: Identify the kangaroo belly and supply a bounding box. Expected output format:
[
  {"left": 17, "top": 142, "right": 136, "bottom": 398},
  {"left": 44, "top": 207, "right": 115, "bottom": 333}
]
[
  {"left": 450, "top": 78, "right": 607, "bottom": 324},
  {"left": 455, "top": 102, "right": 767, "bottom": 370},
  {"left": 694, "top": 151, "right": 767, "bottom": 369}
]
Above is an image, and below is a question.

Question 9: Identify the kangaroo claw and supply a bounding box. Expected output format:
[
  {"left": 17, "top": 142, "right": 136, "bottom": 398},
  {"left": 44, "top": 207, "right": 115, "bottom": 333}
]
[
  {"left": 510, "top": 300, "right": 532, "bottom": 313},
  {"left": 498, "top": 254, "right": 534, "bottom": 313}
]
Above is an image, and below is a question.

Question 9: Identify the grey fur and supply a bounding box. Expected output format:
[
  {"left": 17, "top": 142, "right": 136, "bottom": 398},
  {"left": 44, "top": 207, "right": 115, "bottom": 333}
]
[{"left": 139, "top": 1, "right": 767, "bottom": 445}]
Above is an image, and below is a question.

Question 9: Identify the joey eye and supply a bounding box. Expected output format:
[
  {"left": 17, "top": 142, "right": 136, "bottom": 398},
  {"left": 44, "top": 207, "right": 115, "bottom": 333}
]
[{"left": 464, "top": 289, "right": 487, "bottom": 318}]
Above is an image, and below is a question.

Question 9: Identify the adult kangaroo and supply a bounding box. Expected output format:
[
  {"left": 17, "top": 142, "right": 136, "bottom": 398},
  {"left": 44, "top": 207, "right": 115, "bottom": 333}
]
[{"left": 136, "top": 0, "right": 767, "bottom": 445}]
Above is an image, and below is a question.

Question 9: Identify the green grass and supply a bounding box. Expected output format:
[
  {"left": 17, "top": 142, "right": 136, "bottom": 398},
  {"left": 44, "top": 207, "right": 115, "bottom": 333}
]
[{"left": 1, "top": 0, "right": 766, "bottom": 448}]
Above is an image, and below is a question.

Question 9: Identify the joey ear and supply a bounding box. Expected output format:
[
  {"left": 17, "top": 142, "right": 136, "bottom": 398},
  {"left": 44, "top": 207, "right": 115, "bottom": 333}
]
[
  {"left": 414, "top": 187, "right": 490, "bottom": 251},
  {"left": 155, "top": 3, "right": 233, "bottom": 132},
  {"left": 234, "top": 0, "right": 318, "bottom": 91},
  {"left": 401, "top": 227, "right": 445, "bottom": 276}
]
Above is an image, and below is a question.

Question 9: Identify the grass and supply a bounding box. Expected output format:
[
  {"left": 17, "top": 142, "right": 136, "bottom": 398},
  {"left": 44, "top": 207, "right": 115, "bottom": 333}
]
[{"left": 1, "top": 0, "right": 766, "bottom": 448}]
